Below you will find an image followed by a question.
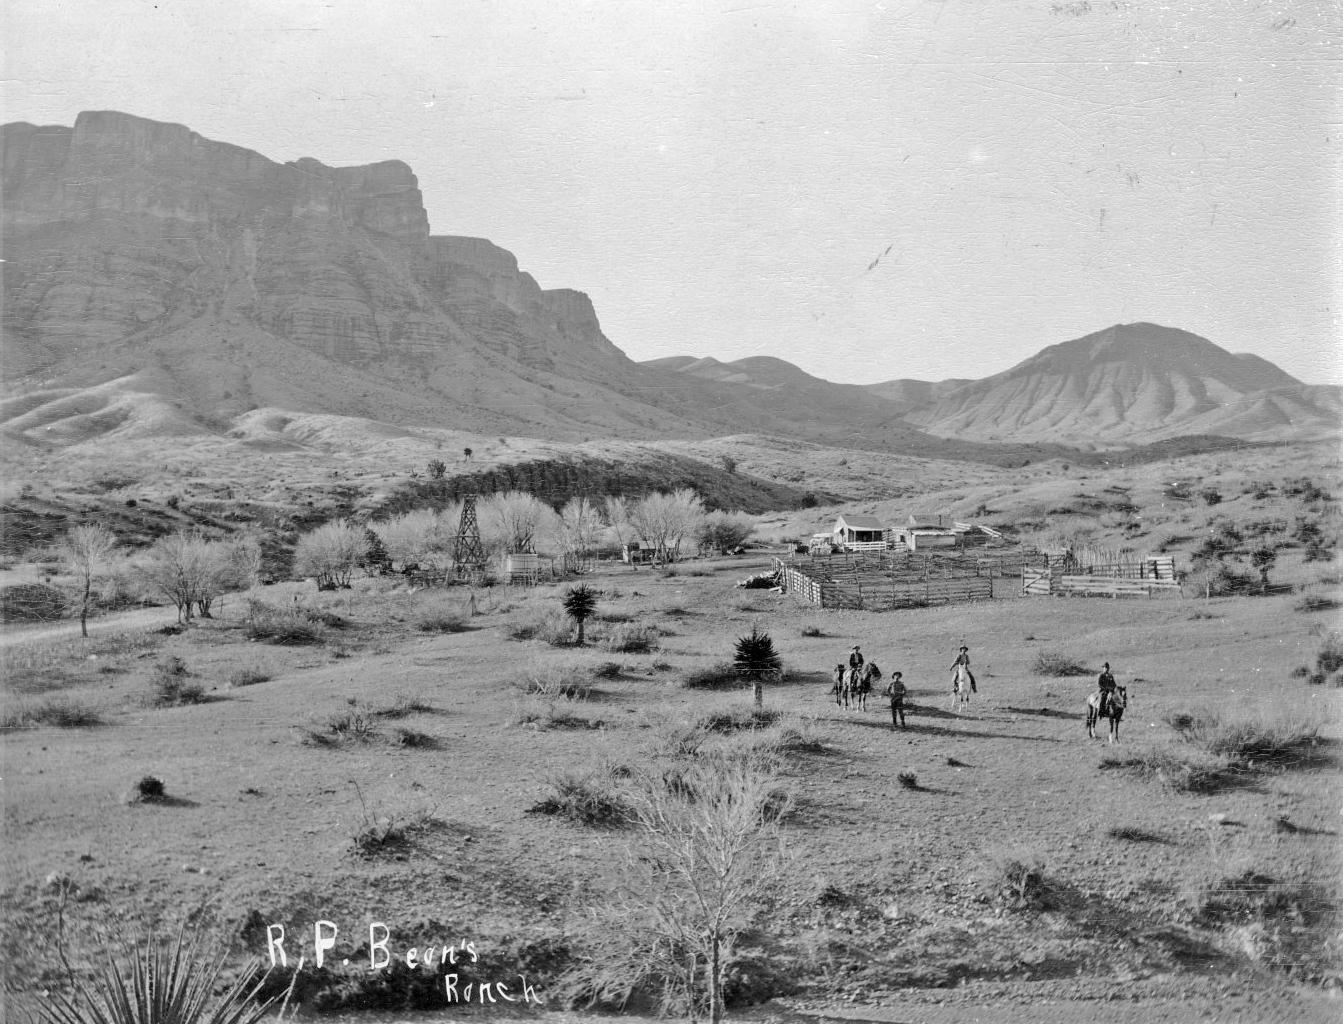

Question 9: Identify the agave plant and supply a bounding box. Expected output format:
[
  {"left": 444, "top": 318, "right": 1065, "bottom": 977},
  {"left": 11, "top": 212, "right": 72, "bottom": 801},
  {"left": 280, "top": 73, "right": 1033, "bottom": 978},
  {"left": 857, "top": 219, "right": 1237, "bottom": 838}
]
[
  {"left": 40, "top": 932, "right": 281, "bottom": 1024},
  {"left": 562, "top": 583, "right": 599, "bottom": 645},
  {"left": 734, "top": 625, "right": 783, "bottom": 708}
]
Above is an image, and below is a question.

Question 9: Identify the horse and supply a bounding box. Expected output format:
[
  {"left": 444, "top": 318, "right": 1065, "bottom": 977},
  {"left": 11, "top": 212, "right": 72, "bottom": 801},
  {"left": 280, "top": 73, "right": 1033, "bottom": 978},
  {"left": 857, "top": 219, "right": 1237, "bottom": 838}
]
[
  {"left": 1086, "top": 685, "right": 1128, "bottom": 743},
  {"left": 853, "top": 662, "right": 881, "bottom": 711},
  {"left": 951, "top": 663, "right": 974, "bottom": 714},
  {"left": 831, "top": 664, "right": 850, "bottom": 708}
]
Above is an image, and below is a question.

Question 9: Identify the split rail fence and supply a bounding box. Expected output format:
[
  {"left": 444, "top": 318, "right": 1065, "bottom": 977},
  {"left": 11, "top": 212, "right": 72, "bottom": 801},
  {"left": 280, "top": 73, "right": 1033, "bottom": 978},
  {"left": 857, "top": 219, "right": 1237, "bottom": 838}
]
[{"left": 777, "top": 551, "right": 1007, "bottom": 611}]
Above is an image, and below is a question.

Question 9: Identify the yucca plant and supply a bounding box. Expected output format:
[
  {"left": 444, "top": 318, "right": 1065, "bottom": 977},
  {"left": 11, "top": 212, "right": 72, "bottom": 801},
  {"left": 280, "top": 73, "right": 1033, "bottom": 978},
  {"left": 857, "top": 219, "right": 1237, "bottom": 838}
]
[
  {"left": 734, "top": 624, "right": 783, "bottom": 708},
  {"left": 39, "top": 932, "right": 281, "bottom": 1024},
  {"left": 562, "top": 584, "right": 599, "bottom": 645}
]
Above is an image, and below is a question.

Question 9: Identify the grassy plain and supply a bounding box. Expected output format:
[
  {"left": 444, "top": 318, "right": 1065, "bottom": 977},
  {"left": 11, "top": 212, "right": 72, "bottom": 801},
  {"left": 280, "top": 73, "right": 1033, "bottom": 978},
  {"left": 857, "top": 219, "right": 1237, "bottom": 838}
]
[{"left": 1, "top": 435, "right": 1341, "bottom": 1023}]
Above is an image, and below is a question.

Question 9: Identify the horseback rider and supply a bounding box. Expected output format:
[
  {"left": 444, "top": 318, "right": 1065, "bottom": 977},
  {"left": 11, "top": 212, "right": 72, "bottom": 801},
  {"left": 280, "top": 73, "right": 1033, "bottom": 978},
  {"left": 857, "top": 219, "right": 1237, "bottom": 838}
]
[
  {"left": 1097, "top": 662, "right": 1117, "bottom": 715},
  {"left": 949, "top": 645, "right": 976, "bottom": 692},
  {"left": 885, "top": 670, "right": 907, "bottom": 730},
  {"left": 849, "top": 645, "right": 865, "bottom": 672}
]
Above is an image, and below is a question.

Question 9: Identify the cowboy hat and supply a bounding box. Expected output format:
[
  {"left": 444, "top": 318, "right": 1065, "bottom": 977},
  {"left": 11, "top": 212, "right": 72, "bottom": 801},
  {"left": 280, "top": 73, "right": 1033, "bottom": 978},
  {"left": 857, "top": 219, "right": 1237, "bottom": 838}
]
[
  {"left": 852, "top": 645, "right": 860, "bottom": 650},
  {"left": 959, "top": 645, "right": 968, "bottom": 651}
]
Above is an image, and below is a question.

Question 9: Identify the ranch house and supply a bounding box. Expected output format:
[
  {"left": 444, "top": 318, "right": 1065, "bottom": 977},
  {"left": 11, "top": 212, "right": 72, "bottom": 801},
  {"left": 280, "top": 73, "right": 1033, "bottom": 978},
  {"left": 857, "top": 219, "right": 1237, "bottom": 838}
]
[
  {"left": 831, "top": 514, "right": 888, "bottom": 552},
  {"left": 891, "top": 514, "right": 958, "bottom": 552}
]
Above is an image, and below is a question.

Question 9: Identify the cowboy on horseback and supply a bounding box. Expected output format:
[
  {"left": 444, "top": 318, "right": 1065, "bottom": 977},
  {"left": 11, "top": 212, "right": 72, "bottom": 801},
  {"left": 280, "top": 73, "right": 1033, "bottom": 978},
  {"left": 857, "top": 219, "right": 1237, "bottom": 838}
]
[
  {"left": 949, "top": 645, "right": 976, "bottom": 692},
  {"left": 849, "top": 645, "right": 864, "bottom": 672},
  {"left": 1097, "top": 662, "right": 1117, "bottom": 716}
]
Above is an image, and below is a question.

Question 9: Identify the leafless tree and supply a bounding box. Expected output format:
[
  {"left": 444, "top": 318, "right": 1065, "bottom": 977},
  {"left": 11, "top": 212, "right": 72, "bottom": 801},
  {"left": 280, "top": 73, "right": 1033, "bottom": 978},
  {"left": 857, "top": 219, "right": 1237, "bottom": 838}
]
[
  {"left": 139, "top": 531, "right": 242, "bottom": 623},
  {"left": 371, "top": 506, "right": 460, "bottom": 569},
  {"left": 294, "top": 519, "right": 370, "bottom": 589},
  {"left": 631, "top": 489, "right": 705, "bottom": 564},
  {"left": 481, "top": 490, "right": 555, "bottom": 554},
  {"left": 61, "top": 524, "right": 118, "bottom": 637},
  {"left": 553, "top": 496, "right": 604, "bottom": 573},
  {"left": 565, "top": 749, "right": 789, "bottom": 1023}
]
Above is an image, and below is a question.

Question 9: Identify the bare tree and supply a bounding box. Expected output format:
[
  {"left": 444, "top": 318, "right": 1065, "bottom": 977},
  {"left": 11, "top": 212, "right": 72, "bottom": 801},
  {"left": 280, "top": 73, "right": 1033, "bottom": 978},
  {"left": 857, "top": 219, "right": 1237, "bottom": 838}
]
[
  {"left": 370, "top": 506, "right": 460, "bottom": 569},
  {"left": 604, "top": 496, "right": 638, "bottom": 560},
  {"left": 294, "top": 519, "right": 370, "bottom": 589},
  {"left": 696, "top": 511, "right": 754, "bottom": 555},
  {"left": 62, "top": 524, "right": 118, "bottom": 637},
  {"left": 139, "top": 531, "right": 234, "bottom": 624},
  {"left": 554, "top": 496, "right": 604, "bottom": 573},
  {"left": 568, "top": 750, "right": 789, "bottom": 1023},
  {"left": 631, "top": 489, "right": 704, "bottom": 565},
  {"left": 481, "top": 490, "right": 554, "bottom": 554}
]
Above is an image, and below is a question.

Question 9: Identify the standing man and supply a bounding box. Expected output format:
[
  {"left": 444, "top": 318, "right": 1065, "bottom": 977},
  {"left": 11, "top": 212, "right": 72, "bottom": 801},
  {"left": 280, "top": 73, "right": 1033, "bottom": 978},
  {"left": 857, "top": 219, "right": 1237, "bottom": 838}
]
[
  {"left": 950, "top": 645, "right": 976, "bottom": 692},
  {"left": 1097, "top": 661, "right": 1117, "bottom": 716},
  {"left": 886, "top": 670, "right": 907, "bottom": 730}
]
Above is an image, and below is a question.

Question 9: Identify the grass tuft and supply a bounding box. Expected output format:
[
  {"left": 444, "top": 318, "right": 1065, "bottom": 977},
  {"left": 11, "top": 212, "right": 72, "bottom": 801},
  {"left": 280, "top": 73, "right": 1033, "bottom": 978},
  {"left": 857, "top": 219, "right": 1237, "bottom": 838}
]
[
  {"left": 228, "top": 666, "right": 271, "bottom": 687},
  {"left": 601, "top": 624, "right": 661, "bottom": 653},
  {"left": 682, "top": 661, "right": 741, "bottom": 690},
  {"left": 3, "top": 697, "right": 104, "bottom": 728},
  {"left": 527, "top": 771, "right": 630, "bottom": 827}
]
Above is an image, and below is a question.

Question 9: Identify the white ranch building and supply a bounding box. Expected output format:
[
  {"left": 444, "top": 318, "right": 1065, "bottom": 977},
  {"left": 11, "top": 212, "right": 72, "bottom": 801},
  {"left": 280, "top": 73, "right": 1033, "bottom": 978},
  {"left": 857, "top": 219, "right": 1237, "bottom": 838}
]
[{"left": 830, "top": 514, "right": 888, "bottom": 552}]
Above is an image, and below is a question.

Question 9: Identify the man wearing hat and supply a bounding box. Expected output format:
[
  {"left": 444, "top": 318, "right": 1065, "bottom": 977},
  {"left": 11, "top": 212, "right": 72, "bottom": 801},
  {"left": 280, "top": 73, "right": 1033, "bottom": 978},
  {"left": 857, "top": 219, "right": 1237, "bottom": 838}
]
[
  {"left": 1097, "top": 661, "right": 1117, "bottom": 716},
  {"left": 949, "top": 645, "right": 976, "bottom": 692},
  {"left": 848, "top": 645, "right": 865, "bottom": 672},
  {"left": 885, "top": 670, "right": 907, "bottom": 730}
]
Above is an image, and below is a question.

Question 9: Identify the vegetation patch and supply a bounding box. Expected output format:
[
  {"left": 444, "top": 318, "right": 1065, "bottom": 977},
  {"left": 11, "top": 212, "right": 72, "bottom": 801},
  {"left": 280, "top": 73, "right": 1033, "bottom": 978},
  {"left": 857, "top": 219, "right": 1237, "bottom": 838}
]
[
  {"left": 228, "top": 666, "right": 272, "bottom": 687},
  {"left": 152, "top": 656, "right": 207, "bottom": 706},
  {"left": 244, "top": 603, "right": 328, "bottom": 645},
  {"left": 981, "top": 844, "right": 1051, "bottom": 908},
  {"left": 1165, "top": 703, "right": 1327, "bottom": 766},
  {"left": 1032, "top": 651, "right": 1089, "bottom": 676},
  {"left": 1099, "top": 745, "right": 1238, "bottom": 793},
  {"left": 697, "top": 708, "right": 780, "bottom": 734},
  {"left": 682, "top": 661, "right": 741, "bottom": 690},
  {"left": 2, "top": 697, "right": 104, "bottom": 729},
  {"left": 601, "top": 624, "right": 660, "bottom": 653},
  {"left": 527, "top": 771, "right": 631, "bottom": 827}
]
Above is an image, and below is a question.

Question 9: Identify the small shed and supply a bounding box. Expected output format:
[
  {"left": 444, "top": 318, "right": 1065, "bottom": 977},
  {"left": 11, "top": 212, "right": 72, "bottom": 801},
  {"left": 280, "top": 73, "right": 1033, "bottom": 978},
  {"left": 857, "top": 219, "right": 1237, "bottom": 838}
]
[
  {"left": 832, "top": 514, "right": 888, "bottom": 552},
  {"left": 892, "top": 514, "right": 958, "bottom": 552},
  {"left": 623, "top": 540, "right": 657, "bottom": 564}
]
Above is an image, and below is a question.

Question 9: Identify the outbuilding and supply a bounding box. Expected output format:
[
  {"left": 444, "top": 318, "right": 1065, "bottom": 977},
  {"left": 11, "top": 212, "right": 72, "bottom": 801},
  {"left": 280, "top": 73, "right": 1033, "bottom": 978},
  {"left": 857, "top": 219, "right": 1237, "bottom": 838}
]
[{"left": 891, "top": 514, "right": 958, "bottom": 552}]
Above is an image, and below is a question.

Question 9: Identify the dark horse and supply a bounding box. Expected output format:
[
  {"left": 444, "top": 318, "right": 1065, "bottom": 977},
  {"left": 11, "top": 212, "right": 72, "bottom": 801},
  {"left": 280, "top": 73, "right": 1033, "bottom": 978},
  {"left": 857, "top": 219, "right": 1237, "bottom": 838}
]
[
  {"left": 1086, "top": 685, "right": 1128, "bottom": 743},
  {"left": 832, "top": 662, "right": 881, "bottom": 710}
]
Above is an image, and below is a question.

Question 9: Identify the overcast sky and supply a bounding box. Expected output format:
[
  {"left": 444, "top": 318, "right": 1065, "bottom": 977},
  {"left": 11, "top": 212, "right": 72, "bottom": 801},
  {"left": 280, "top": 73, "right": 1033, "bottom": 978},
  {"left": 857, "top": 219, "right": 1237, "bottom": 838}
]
[{"left": 4, "top": 0, "right": 1339, "bottom": 385}]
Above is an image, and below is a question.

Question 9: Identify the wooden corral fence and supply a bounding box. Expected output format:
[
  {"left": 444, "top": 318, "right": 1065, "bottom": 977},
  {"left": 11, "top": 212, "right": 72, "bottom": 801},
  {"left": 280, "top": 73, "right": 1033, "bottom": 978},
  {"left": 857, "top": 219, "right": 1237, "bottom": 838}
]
[
  {"left": 1021, "top": 551, "right": 1180, "bottom": 598},
  {"left": 776, "top": 554, "right": 1000, "bottom": 610}
]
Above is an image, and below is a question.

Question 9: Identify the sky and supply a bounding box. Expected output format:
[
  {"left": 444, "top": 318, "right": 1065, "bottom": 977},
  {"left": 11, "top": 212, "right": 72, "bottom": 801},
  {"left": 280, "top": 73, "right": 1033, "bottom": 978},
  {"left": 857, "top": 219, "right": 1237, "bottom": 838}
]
[{"left": 4, "top": 0, "right": 1340, "bottom": 386}]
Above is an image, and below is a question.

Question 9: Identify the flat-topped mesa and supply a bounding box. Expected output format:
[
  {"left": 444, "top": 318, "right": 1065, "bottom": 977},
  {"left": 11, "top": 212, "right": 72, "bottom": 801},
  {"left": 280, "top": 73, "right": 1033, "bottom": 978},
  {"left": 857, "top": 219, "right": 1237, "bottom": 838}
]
[{"left": 1, "top": 111, "right": 431, "bottom": 244}]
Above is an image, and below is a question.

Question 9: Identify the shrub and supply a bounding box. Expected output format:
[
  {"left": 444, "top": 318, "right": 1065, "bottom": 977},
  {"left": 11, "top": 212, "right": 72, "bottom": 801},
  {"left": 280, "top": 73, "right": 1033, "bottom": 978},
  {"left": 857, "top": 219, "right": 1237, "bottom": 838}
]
[
  {"left": 392, "top": 728, "right": 437, "bottom": 748},
  {"left": 1165, "top": 703, "right": 1326, "bottom": 764},
  {"left": 326, "top": 707, "right": 377, "bottom": 743},
  {"left": 698, "top": 708, "right": 779, "bottom": 734},
  {"left": 1200, "top": 488, "right": 1223, "bottom": 506},
  {"left": 1106, "top": 825, "right": 1168, "bottom": 843},
  {"left": 134, "top": 775, "right": 167, "bottom": 801},
  {"left": 244, "top": 606, "right": 327, "bottom": 645},
  {"left": 982, "top": 844, "right": 1050, "bottom": 906},
  {"left": 516, "top": 668, "right": 596, "bottom": 701},
  {"left": 1032, "top": 651, "right": 1089, "bottom": 676},
  {"left": 415, "top": 608, "right": 469, "bottom": 633},
  {"left": 507, "top": 608, "right": 574, "bottom": 646},
  {"left": 602, "top": 624, "right": 660, "bottom": 654},
  {"left": 682, "top": 661, "right": 742, "bottom": 690},
  {"left": 377, "top": 694, "right": 436, "bottom": 718},
  {"left": 1100, "top": 745, "right": 1235, "bottom": 793},
  {"left": 593, "top": 661, "right": 626, "bottom": 679},
  {"left": 3, "top": 697, "right": 104, "bottom": 729},
  {"left": 798, "top": 625, "right": 825, "bottom": 637},
  {"left": 897, "top": 772, "right": 919, "bottom": 789},
  {"left": 528, "top": 771, "right": 631, "bottom": 827},
  {"left": 228, "top": 667, "right": 271, "bottom": 687},
  {"left": 351, "top": 795, "right": 439, "bottom": 855},
  {"left": 153, "top": 657, "right": 207, "bottom": 706},
  {"left": 1296, "top": 595, "right": 1340, "bottom": 613}
]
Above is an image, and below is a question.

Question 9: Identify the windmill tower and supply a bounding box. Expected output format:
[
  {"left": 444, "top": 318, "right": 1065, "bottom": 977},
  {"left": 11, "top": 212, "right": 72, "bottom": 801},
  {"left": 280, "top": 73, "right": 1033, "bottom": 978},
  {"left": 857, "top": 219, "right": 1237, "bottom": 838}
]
[{"left": 452, "top": 494, "right": 487, "bottom": 579}]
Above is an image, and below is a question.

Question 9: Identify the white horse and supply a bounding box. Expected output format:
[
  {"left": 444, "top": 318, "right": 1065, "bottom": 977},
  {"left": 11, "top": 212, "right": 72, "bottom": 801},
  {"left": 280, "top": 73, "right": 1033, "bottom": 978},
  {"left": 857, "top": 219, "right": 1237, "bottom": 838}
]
[{"left": 951, "top": 663, "right": 974, "bottom": 714}]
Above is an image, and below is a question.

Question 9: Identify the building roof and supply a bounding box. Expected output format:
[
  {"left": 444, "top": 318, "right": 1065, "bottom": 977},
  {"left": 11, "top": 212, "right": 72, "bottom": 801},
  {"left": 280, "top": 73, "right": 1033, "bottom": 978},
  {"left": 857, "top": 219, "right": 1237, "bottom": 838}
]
[{"left": 834, "top": 514, "right": 886, "bottom": 530}]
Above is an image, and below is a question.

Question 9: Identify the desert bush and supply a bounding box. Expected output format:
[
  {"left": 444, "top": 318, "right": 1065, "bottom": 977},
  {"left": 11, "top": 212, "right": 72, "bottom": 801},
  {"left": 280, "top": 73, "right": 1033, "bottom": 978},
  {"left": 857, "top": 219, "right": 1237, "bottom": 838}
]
[
  {"left": 3, "top": 697, "right": 104, "bottom": 728},
  {"left": 697, "top": 707, "right": 779, "bottom": 734},
  {"left": 528, "top": 771, "right": 631, "bottom": 827},
  {"left": 798, "top": 624, "right": 825, "bottom": 637},
  {"left": 1165, "top": 703, "right": 1326, "bottom": 764},
  {"left": 392, "top": 727, "right": 437, "bottom": 748},
  {"left": 377, "top": 693, "right": 436, "bottom": 718},
  {"left": 897, "top": 771, "right": 919, "bottom": 789},
  {"left": 1032, "top": 651, "right": 1089, "bottom": 676},
  {"left": 515, "top": 667, "right": 595, "bottom": 701},
  {"left": 1197, "top": 869, "right": 1326, "bottom": 929},
  {"left": 982, "top": 844, "right": 1050, "bottom": 906},
  {"left": 351, "top": 791, "right": 439, "bottom": 855},
  {"left": 507, "top": 607, "right": 574, "bottom": 645},
  {"left": 152, "top": 657, "right": 207, "bottom": 706},
  {"left": 682, "top": 661, "right": 742, "bottom": 690},
  {"left": 1106, "top": 825, "right": 1169, "bottom": 843},
  {"left": 243, "top": 604, "right": 327, "bottom": 645},
  {"left": 228, "top": 666, "right": 271, "bottom": 687},
  {"left": 593, "top": 661, "right": 626, "bottom": 679},
  {"left": 602, "top": 624, "right": 660, "bottom": 654},
  {"left": 1295, "top": 594, "right": 1340, "bottom": 613},
  {"left": 415, "top": 606, "right": 469, "bottom": 633},
  {"left": 1200, "top": 488, "right": 1223, "bottom": 506},
  {"left": 1100, "top": 744, "right": 1236, "bottom": 793},
  {"left": 133, "top": 775, "right": 167, "bottom": 801},
  {"left": 324, "top": 705, "right": 378, "bottom": 743}
]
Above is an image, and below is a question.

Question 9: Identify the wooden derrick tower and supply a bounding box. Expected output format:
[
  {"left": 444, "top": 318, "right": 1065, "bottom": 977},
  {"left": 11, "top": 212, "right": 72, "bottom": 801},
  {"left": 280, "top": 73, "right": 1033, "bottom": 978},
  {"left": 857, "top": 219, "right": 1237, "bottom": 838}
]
[{"left": 452, "top": 494, "right": 487, "bottom": 579}]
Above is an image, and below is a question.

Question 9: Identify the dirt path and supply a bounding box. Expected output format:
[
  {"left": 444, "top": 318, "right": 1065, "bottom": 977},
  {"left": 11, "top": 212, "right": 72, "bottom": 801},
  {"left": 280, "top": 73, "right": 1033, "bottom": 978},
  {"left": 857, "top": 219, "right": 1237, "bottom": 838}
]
[{"left": 0, "top": 606, "right": 179, "bottom": 648}]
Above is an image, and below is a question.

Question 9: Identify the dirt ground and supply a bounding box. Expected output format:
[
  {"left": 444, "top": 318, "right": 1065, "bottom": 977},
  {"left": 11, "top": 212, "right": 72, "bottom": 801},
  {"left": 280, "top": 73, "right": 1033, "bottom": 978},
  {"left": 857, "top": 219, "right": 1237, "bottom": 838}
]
[{"left": 2, "top": 544, "right": 1339, "bottom": 1021}]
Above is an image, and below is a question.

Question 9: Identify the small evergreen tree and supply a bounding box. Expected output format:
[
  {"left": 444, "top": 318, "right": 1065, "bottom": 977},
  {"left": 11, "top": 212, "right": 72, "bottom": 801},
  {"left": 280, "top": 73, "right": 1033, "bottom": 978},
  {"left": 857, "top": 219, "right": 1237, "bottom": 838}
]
[
  {"left": 734, "top": 625, "right": 782, "bottom": 707},
  {"left": 562, "top": 583, "right": 598, "bottom": 645}
]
